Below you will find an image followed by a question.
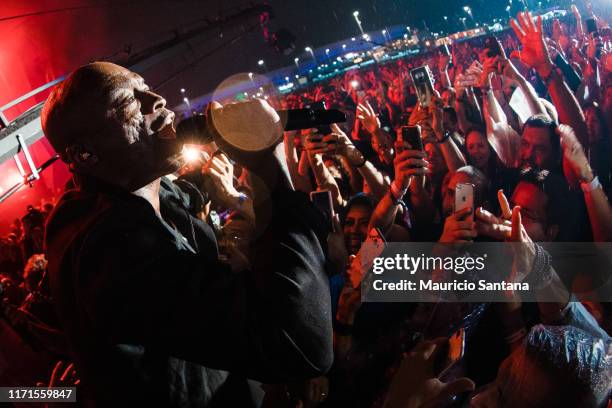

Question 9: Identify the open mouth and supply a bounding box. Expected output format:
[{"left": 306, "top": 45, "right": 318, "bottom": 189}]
[{"left": 157, "top": 114, "right": 176, "bottom": 139}]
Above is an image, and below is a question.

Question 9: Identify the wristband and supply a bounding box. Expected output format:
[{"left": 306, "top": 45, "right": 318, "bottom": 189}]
[
  {"left": 436, "top": 130, "right": 451, "bottom": 144},
  {"left": 354, "top": 155, "right": 367, "bottom": 168},
  {"left": 334, "top": 321, "right": 354, "bottom": 336},
  {"left": 580, "top": 175, "right": 601, "bottom": 193},
  {"left": 236, "top": 192, "right": 248, "bottom": 209}
]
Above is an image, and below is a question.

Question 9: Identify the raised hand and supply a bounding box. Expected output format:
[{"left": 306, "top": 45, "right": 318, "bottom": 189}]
[
  {"left": 439, "top": 207, "right": 477, "bottom": 244},
  {"left": 384, "top": 339, "right": 475, "bottom": 408},
  {"left": 475, "top": 190, "right": 535, "bottom": 285},
  {"left": 510, "top": 11, "right": 554, "bottom": 77},
  {"left": 202, "top": 152, "right": 241, "bottom": 209},
  {"left": 558, "top": 124, "right": 594, "bottom": 184},
  {"left": 356, "top": 101, "right": 381, "bottom": 134},
  {"left": 393, "top": 148, "right": 430, "bottom": 190}
]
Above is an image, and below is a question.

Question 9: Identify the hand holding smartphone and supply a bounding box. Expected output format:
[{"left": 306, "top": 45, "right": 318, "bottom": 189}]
[
  {"left": 410, "top": 66, "right": 435, "bottom": 107},
  {"left": 348, "top": 228, "right": 387, "bottom": 289},
  {"left": 455, "top": 183, "right": 474, "bottom": 223},
  {"left": 400, "top": 125, "right": 424, "bottom": 152},
  {"left": 433, "top": 328, "right": 466, "bottom": 378}
]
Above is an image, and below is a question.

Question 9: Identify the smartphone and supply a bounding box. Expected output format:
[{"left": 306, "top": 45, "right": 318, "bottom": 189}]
[
  {"left": 310, "top": 190, "right": 335, "bottom": 230},
  {"left": 440, "top": 43, "right": 453, "bottom": 68},
  {"left": 484, "top": 36, "right": 503, "bottom": 58},
  {"left": 586, "top": 18, "right": 598, "bottom": 35},
  {"left": 433, "top": 328, "right": 466, "bottom": 377},
  {"left": 308, "top": 100, "right": 332, "bottom": 135},
  {"left": 455, "top": 183, "right": 474, "bottom": 222},
  {"left": 348, "top": 228, "right": 387, "bottom": 289},
  {"left": 401, "top": 125, "right": 424, "bottom": 151},
  {"left": 410, "top": 66, "right": 435, "bottom": 107}
]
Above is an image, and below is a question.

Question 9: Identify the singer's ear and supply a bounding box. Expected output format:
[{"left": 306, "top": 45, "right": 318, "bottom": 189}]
[{"left": 65, "top": 144, "right": 98, "bottom": 169}]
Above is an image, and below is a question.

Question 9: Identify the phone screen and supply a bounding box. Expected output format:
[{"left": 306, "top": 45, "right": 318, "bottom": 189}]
[
  {"left": 410, "top": 66, "right": 434, "bottom": 107},
  {"left": 433, "top": 328, "right": 466, "bottom": 377},
  {"left": 401, "top": 125, "right": 423, "bottom": 151},
  {"left": 310, "top": 190, "right": 335, "bottom": 229},
  {"left": 348, "top": 228, "right": 386, "bottom": 289}
]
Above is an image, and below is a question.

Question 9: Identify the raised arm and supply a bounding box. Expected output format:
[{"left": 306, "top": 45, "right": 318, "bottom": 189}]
[
  {"left": 284, "top": 131, "right": 313, "bottom": 193},
  {"left": 327, "top": 124, "right": 391, "bottom": 201},
  {"left": 303, "top": 131, "right": 344, "bottom": 209},
  {"left": 559, "top": 124, "right": 612, "bottom": 242},
  {"left": 368, "top": 146, "right": 429, "bottom": 236},
  {"left": 510, "top": 10, "right": 589, "bottom": 147},
  {"left": 431, "top": 97, "right": 467, "bottom": 173}
]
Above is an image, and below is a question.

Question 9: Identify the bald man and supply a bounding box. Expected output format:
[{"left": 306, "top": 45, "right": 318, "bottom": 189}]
[{"left": 42, "top": 62, "right": 332, "bottom": 407}]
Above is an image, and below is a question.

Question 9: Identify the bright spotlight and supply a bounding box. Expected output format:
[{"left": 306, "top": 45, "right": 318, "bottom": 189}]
[{"left": 182, "top": 146, "right": 200, "bottom": 163}]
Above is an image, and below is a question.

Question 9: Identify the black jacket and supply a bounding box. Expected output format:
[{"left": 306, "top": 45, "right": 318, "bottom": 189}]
[{"left": 45, "top": 176, "right": 333, "bottom": 407}]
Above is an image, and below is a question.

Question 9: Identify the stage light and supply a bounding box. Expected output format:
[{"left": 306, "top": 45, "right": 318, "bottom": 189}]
[
  {"left": 350, "top": 80, "right": 359, "bottom": 89},
  {"left": 258, "top": 59, "right": 264, "bottom": 65},
  {"left": 353, "top": 11, "right": 359, "bottom": 17},
  {"left": 294, "top": 57, "right": 299, "bottom": 63},
  {"left": 182, "top": 146, "right": 200, "bottom": 163},
  {"left": 305, "top": 47, "right": 312, "bottom": 52},
  {"left": 342, "top": 44, "right": 347, "bottom": 49},
  {"left": 180, "top": 88, "right": 186, "bottom": 93}
]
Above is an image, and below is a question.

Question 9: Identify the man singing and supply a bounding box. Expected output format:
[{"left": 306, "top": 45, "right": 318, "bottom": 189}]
[{"left": 41, "top": 61, "right": 333, "bottom": 407}]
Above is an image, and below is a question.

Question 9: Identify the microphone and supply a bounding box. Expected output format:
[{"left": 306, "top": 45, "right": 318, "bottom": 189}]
[{"left": 176, "top": 108, "right": 346, "bottom": 144}]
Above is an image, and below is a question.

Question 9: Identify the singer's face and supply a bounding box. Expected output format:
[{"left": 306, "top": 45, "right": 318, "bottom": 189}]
[{"left": 77, "top": 62, "right": 180, "bottom": 190}]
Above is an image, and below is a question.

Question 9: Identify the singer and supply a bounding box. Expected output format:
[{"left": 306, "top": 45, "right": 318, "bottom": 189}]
[{"left": 41, "top": 61, "right": 333, "bottom": 407}]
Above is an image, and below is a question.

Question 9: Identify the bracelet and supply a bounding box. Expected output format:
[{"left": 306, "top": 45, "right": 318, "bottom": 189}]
[
  {"left": 526, "top": 243, "right": 553, "bottom": 290},
  {"left": 436, "top": 130, "right": 451, "bottom": 144},
  {"left": 354, "top": 155, "right": 367, "bottom": 168},
  {"left": 580, "top": 175, "right": 601, "bottom": 193},
  {"left": 237, "top": 192, "right": 248, "bottom": 208},
  {"left": 334, "top": 321, "right": 354, "bottom": 336}
]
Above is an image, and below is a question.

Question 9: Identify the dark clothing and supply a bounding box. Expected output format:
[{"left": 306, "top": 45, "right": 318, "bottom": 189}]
[{"left": 45, "top": 176, "right": 333, "bottom": 407}]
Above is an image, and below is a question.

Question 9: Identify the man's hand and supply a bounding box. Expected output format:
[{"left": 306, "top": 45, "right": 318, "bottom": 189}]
[
  {"left": 478, "top": 57, "right": 499, "bottom": 89},
  {"left": 476, "top": 190, "right": 535, "bottom": 285},
  {"left": 439, "top": 207, "right": 476, "bottom": 243},
  {"left": 356, "top": 101, "right": 381, "bottom": 134},
  {"left": 384, "top": 339, "right": 475, "bottom": 408},
  {"left": 510, "top": 11, "right": 554, "bottom": 78},
  {"left": 558, "top": 124, "right": 594, "bottom": 184},
  {"left": 393, "top": 148, "right": 430, "bottom": 190},
  {"left": 303, "top": 130, "right": 335, "bottom": 156},
  {"left": 327, "top": 124, "right": 367, "bottom": 167},
  {"left": 202, "top": 153, "right": 241, "bottom": 209}
]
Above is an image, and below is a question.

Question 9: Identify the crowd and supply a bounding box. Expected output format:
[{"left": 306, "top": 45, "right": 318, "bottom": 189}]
[{"left": 1, "top": 5, "right": 611, "bottom": 408}]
